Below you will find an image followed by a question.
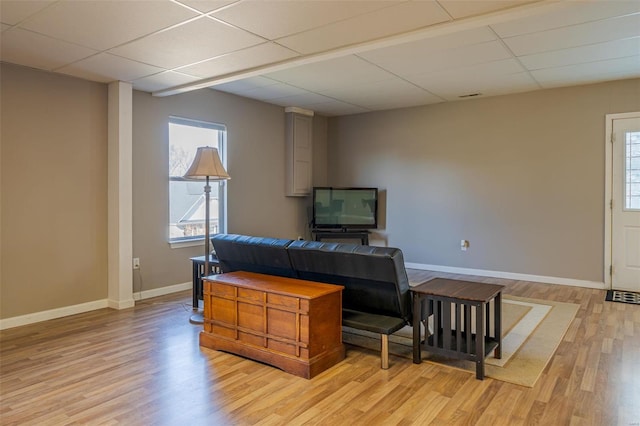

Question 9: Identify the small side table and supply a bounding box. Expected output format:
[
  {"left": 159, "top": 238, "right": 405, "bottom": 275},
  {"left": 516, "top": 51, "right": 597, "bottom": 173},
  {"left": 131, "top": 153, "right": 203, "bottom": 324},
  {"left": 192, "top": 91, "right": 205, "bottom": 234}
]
[
  {"left": 190, "top": 255, "right": 221, "bottom": 309},
  {"left": 411, "top": 278, "right": 503, "bottom": 380}
]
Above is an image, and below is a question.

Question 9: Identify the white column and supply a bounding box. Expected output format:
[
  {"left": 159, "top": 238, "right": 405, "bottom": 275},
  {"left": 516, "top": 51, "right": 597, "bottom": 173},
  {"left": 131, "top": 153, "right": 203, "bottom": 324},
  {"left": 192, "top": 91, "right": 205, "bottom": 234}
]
[{"left": 107, "top": 81, "right": 135, "bottom": 309}]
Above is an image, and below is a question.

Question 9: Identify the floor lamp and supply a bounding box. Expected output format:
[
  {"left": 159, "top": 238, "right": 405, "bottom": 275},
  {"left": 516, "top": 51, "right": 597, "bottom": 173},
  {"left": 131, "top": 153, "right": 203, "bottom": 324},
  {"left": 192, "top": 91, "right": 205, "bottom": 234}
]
[{"left": 184, "top": 146, "right": 230, "bottom": 324}]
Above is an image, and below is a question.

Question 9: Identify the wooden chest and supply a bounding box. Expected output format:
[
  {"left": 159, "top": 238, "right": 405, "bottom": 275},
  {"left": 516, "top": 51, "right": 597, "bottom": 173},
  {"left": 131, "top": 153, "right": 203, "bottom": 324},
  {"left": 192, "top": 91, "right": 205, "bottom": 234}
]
[{"left": 200, "top": 271, "right": 345, "bottom": 379}]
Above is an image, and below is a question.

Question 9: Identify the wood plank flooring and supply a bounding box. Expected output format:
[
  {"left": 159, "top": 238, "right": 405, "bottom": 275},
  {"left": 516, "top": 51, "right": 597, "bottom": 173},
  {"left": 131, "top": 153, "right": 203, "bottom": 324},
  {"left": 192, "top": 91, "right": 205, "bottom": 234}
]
[{"left": 1, "top": 270, "right": 639, "bottom": 425}]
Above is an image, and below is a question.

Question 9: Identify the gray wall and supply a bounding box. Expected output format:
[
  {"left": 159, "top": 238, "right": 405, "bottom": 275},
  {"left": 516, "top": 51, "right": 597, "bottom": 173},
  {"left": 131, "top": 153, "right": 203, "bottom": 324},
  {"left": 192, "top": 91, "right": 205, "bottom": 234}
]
[
  {"left": 4, "top": 58, "right": 636, "bottom": 319},
  {"left": 132, "top": 89, "right": 314, "bottom": 292},
  {"left": 327, "top": 78, "right": 640, "bottom": 283},
  {"left": 1, "top": 63, "right": 108, "bottom": 318}
]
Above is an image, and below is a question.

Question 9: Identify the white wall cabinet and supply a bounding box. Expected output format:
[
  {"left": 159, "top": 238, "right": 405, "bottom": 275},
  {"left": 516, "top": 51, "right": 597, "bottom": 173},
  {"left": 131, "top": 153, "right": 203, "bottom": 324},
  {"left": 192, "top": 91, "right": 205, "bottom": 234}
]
[{"left": 285, "top": 108, "right": 313, "bottom": 197}]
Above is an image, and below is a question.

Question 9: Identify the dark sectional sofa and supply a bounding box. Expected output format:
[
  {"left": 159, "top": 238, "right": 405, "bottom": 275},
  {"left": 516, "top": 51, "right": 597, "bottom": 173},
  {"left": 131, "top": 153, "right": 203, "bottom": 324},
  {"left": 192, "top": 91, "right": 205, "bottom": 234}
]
[{"left": 211, "top": 233, "right": 413, "bottom": 369}]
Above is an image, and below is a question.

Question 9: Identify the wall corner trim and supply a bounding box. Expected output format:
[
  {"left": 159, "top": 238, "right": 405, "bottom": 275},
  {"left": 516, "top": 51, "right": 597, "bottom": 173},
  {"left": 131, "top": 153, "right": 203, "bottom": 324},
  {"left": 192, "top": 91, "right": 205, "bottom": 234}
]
[{"left": 405, "top": 262, "right": 606, "bottom": 289}]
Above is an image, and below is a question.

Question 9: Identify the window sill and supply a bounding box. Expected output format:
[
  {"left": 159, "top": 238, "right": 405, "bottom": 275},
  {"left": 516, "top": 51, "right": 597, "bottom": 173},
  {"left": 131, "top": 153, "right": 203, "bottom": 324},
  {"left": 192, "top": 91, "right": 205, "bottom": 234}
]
[{"left": 169, "top": 239, "right": 204, "bottom": 249}]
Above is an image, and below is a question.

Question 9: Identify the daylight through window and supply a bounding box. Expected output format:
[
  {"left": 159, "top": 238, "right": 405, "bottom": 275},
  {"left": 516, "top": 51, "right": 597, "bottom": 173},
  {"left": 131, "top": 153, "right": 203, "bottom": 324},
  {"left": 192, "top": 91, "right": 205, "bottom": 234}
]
[
  {"left": 625, "top": 130, "right": 640, "bottom": 210},
  {"left": 169, "top": 117, "right": 227, "bottom": 243}
]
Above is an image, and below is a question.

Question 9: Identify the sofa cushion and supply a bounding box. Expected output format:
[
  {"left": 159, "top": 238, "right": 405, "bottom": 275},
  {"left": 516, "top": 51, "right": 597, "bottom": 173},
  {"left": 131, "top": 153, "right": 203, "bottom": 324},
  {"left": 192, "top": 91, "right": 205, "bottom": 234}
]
[
  {"left": 342, "top": 309, "right": 407, "bottom": 335},
  {"left": 287, "top": 240, "right": 412, "bottom": 323},
  {"left": 211, "top": 234, "right": 296, "bottom": 278}
]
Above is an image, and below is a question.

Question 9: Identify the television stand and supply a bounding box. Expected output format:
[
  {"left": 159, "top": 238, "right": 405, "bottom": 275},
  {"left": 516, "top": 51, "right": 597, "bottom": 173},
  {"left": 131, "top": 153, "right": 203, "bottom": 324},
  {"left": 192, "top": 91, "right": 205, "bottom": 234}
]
[{"left": 312, "top": 229, "right": 370, "bottom": 245}]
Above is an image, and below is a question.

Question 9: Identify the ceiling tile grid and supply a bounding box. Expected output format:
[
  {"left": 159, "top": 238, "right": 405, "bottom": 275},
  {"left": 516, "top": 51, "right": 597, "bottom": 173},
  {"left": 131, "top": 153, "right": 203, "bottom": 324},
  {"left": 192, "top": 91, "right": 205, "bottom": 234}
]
[
  {"left": 57, "top": 53, "right": 165, "bottom": 84},
  {"left": 176, "top": 42, "right": 299, "bottom": 78},
  {"left": 359, "top": 38, "right": 515, "bottom": 77},
  {"left": 500, "top": 13, "right": 640, "bottom": 57},
  {"left": 518, "top": 37, "right": 640, "bottom": 72},
  {"left": 0, "top": 27, "right": 97, "bottom": 71},
  {"left": 131, "top": 71, "right": 202, "bottom": 93},
  {"left": 18, "top": 0, "right": 200, "bottom": 51},
  {"left": 209, "top": 0, "right": 399, "bottom": 40},
  {"left": 275, "top": 0, "right": 452, "bottom": 55},
  {"left": 531, "top": 55, "right": 640, "bottom": 88},
  {"left": 107, "top": 16, "right": 267, "bottom": 70},
  {"left": 490, "top": 0, "right": 640, "bottom": 38},
  {"left": 265, "top": 55, "right": 398, "bottom": 93},
  {"left": 176, "top": 0, "right": 238, "bottom": 14},
  {"left": 0, "top": 0, "right": 638, "bottom": 116},
  {"left": 0, "top": 1, "right": 55, "bottom": 26}
]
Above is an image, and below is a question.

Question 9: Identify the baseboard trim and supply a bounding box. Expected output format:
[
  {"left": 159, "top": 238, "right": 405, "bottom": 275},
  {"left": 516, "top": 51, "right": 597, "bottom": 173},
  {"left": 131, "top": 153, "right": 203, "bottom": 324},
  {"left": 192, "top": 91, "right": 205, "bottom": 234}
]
[
  {"left": 133, "top": 281, "right": 191, "bottom": 301},
  {"left": 1, "top": 282, "right": 193, "bottom": 330},
  {"left": 1, "top": 266, "right": 602, "bottom": 330},
  {"left": 108, "top": 299, "right": 136, "bottom": 310},
  {"left": 0, "top": 299, "right": 109, "bottom": 330},
  {"left": 405, "top": 262, "right": 606, "bottom": 290}
]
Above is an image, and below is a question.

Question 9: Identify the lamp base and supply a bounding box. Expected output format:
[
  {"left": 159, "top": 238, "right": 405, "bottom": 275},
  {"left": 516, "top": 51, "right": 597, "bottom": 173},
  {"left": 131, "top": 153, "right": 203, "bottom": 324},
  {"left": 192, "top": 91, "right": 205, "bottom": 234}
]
[{"left": 189, "top": 310, "right": 204, "bottom": 325}]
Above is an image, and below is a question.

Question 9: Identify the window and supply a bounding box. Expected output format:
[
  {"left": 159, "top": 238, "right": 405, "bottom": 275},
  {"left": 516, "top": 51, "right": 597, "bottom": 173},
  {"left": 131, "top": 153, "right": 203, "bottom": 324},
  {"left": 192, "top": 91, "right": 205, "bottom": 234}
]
[
  {"left": 169, "top": 117, "right": 227, "bottom": 244},
  {"left": 625, "top": 130, "right": 640, "bottom": 210}
]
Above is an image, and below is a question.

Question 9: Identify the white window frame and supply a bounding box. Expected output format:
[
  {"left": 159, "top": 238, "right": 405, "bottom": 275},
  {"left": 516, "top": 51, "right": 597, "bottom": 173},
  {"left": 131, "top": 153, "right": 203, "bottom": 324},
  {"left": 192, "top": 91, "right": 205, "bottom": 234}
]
[{"left": 168, "top": 116, "right": 227, "bottom": 248}]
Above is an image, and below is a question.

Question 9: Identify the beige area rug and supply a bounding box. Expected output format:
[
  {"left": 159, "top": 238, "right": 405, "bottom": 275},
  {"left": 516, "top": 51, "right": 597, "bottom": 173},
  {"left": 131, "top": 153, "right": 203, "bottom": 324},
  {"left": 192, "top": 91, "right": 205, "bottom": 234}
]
[{"left": 343, "top": 296, "right": 579, "bottom": 387}]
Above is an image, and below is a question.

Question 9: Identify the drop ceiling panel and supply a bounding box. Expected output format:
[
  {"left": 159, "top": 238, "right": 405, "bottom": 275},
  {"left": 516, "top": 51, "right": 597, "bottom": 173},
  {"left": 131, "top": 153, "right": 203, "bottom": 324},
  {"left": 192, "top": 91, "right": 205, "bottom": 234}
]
[
  {"left": 236, "top": 82, "right": 311, "bottom": 101},
  {"left": 531, "top": 56, "right": 640, "bottom": 88},
  {"left": 436, "top": 0, "right": 537, "bottom": 19},
  {"left": 429, "top": 72, "right": 539, "bottom": 101},
  {"left": 503, "top": 13, "right": 640, "bottom": 56},
  {"left": 132, "top": 71, "right": 201, "bottom": 93},
  {"left": 20, "top": 0, "right": 199, "bottom": 51},
  {"left": 109, "top": 17, "right": 265, "bottom": 69},
  {"left": 491, "top": 1, "right": 640, "bottom": 38},
  {"left": 210, "top": 0, "right": 399, "bottom": 40},
  {"left": 0, "top": 1, "right": 55, "bottom": 26},
  {"left": 322, "top": 78, "right": 442, "bottom": 108},
  {"left": 407, "top": 58, "right": 529, "bottom": 93},
  {"left": 266, "top": 55, "right": 394, "bottom": 92},
  {"left": 57, "top": 53, "right": 164, "bottom": 83},
  {"left": 177, "top": 43, "right": 299, "bottom": 78},
  {"left": 362, "top": 39, "right": 512, "bottom": 77},
  {"left": 0, "top": 28, "right": 97, "bottom": 70},
  {"left": 1, "top": 0, "right": 637, "bottom": 116},
  {"left": 520, "top": 37, "right": 640, "bottom": 71},
  {"left": 275, "top": 1, "right": 451, "bottom": 55},
  {"left": 265, "top": 92, "right": 337, "bottom": 108}
]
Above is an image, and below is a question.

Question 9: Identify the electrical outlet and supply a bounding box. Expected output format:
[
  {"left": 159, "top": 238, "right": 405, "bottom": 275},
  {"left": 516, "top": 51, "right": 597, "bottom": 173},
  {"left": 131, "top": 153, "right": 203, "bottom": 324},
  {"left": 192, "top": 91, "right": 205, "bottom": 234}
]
[
  {"left": 460, "top": 240, "right": 469, "bottom": 251},
  {"left": 133, "top": 258, "right": 140, "bottom": 269}
]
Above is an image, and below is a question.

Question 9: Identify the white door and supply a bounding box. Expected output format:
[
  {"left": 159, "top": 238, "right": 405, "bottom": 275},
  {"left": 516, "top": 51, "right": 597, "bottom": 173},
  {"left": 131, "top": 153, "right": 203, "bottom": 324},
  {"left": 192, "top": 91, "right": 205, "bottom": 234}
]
[{"left": 612, "top": 117, "right": 640, "bottom": 291}]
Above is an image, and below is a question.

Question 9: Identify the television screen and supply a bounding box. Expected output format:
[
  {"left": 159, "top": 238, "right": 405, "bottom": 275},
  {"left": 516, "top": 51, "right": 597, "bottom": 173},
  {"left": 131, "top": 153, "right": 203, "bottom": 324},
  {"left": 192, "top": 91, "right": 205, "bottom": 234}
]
[{"left": 313, "top": 187, "right": 378, "bottom": 230}]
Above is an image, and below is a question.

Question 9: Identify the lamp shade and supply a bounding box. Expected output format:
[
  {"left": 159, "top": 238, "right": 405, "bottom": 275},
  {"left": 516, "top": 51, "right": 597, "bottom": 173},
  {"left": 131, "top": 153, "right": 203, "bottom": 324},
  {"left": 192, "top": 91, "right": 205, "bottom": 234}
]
[{"left": 183, "top": 147, "right": 230, "bottom": 180}]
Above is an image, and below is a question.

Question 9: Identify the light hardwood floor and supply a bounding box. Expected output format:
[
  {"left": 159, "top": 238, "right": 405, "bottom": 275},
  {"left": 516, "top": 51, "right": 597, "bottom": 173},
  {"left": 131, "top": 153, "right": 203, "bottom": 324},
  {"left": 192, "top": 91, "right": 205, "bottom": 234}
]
[{"left": 1, "top": 270, "right": 639, "bottom": 425}]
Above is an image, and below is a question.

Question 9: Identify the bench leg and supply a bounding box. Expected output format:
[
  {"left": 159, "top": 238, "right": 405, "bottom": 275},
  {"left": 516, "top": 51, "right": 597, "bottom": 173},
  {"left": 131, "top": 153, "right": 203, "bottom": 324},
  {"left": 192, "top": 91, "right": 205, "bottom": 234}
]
[{"left": 381, "top": 334, "right": 389, "bottom": 369}]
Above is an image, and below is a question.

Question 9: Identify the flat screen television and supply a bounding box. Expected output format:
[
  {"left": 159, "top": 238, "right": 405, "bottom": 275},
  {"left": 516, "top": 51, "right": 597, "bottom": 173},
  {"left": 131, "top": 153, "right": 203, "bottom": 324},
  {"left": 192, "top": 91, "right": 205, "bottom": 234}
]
[{"left": 312, "top": 187, "right": 378, "bottom": 230}]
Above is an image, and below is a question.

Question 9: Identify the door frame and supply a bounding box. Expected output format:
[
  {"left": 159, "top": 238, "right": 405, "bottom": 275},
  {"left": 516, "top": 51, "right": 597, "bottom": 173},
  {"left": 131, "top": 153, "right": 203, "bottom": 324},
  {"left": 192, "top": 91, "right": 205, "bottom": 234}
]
[{"left": 604, "top": 111, "right": 640, "bottom": 289}]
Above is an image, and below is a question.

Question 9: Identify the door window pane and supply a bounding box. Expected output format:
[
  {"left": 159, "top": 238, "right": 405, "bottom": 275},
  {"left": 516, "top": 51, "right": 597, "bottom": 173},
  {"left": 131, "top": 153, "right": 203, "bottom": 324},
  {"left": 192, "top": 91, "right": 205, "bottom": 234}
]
[{"left": 626, "top": 131, "right": 640, "bottom": 210}]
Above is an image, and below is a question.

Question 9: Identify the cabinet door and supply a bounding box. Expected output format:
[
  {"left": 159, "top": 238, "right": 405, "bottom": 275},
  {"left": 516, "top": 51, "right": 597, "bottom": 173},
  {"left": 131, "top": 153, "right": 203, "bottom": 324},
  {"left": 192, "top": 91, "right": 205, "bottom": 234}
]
[{"left": 286, "top": 113, "right": 312, "bottom": 197}]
